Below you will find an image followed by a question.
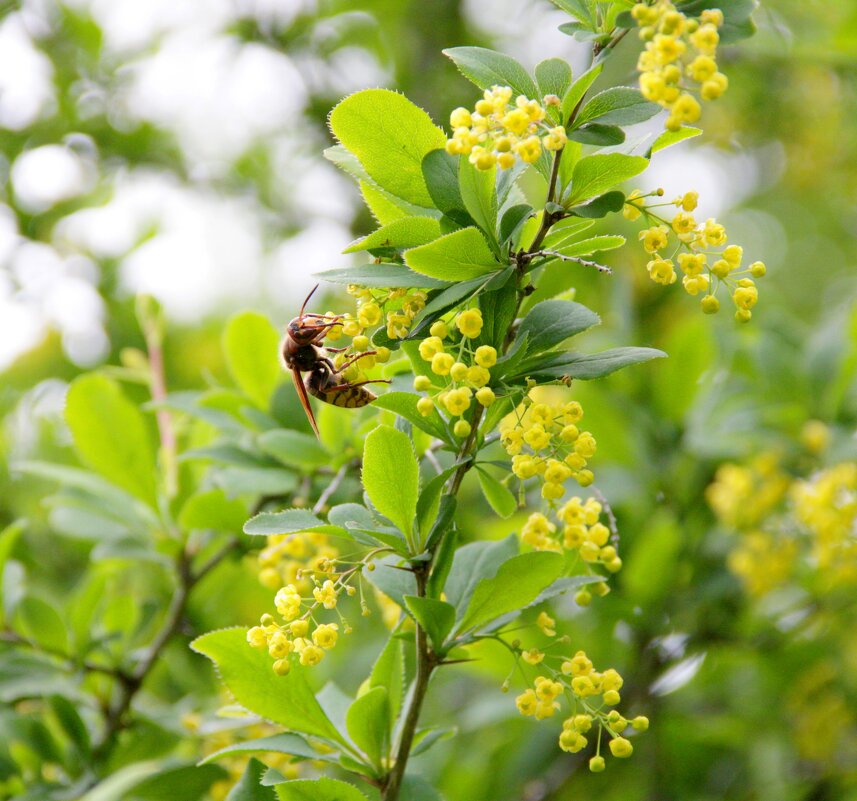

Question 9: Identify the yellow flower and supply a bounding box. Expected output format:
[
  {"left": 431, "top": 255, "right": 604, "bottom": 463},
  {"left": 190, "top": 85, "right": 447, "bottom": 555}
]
[
  {"left": 275, "top": 585, "right": 302, "bottom": 621},
  {"left": 699, "top": 218, "right": 727, "bottom": 247},
  {"left": 671, "top": 211, "right": 696, "bottom": 235},
  {"left": 682, "top": 274, "right": 710, "bottom": 296},
  {"left": 524, "top": 424, "right": 551, "bottom": 451},
  {"left": 512, "top": 454, "right": 538, "bottom": 480},
  {"left": 589, "top": 755, "right": 605, "bottom": 772},
  {"left": 429, "top": 320, "right": 449, "bottom": 338},
  {"left": 701, "top": 72, "right": 729, "bottom": 100},
  {"left": 544, "top": 459, "right": 572, "bottom": 484},
  {"left": 453, "top": 419, "right": 471, "bottom": 438},
  {"left": 475, "top": 345, "right": 497, "bottom": 367},
  {"left": 444, "top": 388, "right": 471, "bottom": 416},
  {"left": 523, "top": 648, "right": 545, "bottom": 665},
  {"left": 640, "top": 225, "right": 669, "bottom": 253},
  {"left": 562, "top": 651, "right": 593, "bottom": 677},
  {"left": 602, "top": 668, "right": 624, "bottom": 692},
  {"left": 690, "top": 23, "right": 720, "bottom": 55},
  {"left": 289, "top": 619, "right": 309, "bottom": 637},
  {"left": 450, "top": 361, "right": 468, "bottom": 382},
  {"left": 671, "top": 93, "right": 701, "bottom": 123},
  {"left": 701, "top": 294, "right": 720, "bottom": 314},
  {"left": 723, "top": 244, "right": 743, "bottom": 267},
  {"left": 733, "top": 281, "right": 758, "bottom": 310},
  {"left": 456, "top": 308, "right": 484, "bottom": 338},
  {"left": 639, "top": 71, "right": 666, "bottom": 102},
  {"left": 313, "top": 580, "right": 338, "bottom": 610},
  {"left": 357, "top": 302, "right": 382, "bottom": 327},
  {"left": 416, "top": 397, "right": 434, "bottom": 417},
  {"left": 312, "top": 623, "right": 339, "bottom": 649},
  {"left": 268, "top": 631, "right": 293, "bottom": 659},
  {"left": 537, "top": 611, "right": 556, "bottom": 637},
  {"left": 652, "top": 34, "right": 686, "bottom": 64},
  {"left": 623, "top": 189, "right": 645, "bottom": 221},
  {"left": 418, "top": 336, "right": 444, "bottom": 361},
  {"left": 559, "top": 730, "right": 587, "bottom": 753},
  {"left": 687, "top": 54, "right": 717, "bottom": 82},
  {"left": 535, "top": 676, "right": 563, "bottom": 701},
  {"left": 516, "top": 689, "right": 538, "bottom": 716},
  {"left": 544, "top": 126, "right": 568, "bottom": 151},
  {"left": 247, "top": 626, "right": 268, "bottom": 649},
  {"left": 609, "top": 737, "right": 633, "bottom": 758},
  {"left": 431, "top": 352, "right": 455, "bottom": 376},
  {"left": 449, "top": 107, "right": 472, "bottom": 128},
  {"left": 466, "top": 365, "right": 491, "bottom": 388},
  {"left": 299, "top": 644, "right": 325, "bottom": 667},
  {"left": 515, "top": 136, "right": 542, "bottom": 164},
  {"left": 678, "top": 252, "right": 706, "bottom": 276},
  {"left": 476, "top": 386, "right": 496, "bottom": 407},
  {"left": 501, "top": 108, "right": 530, "bottom": 136}
]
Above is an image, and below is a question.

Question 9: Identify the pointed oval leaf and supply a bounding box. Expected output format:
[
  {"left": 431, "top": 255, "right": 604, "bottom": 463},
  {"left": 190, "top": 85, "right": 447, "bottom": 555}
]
[
  {"left": 343, "top": 217, "right": 442, "bottom": 254},
  {"left": 362, "top": 425, "right": 419, "bottom": 540},
  {"left": 568, "top": 153, "right": 649, "bottom": 205},
  {"left": 405, "top": 227, "right": 500, "bottom": 281},
  {"left": 574, "top": 87, "right": 660, "bottom": 128},
  {"left": 443, "top": 47, "right": 538, "bottom": 99},
  {"left": 345, "top": 686, "right": 389, "bottom": 769},
  {"left": 224, "top": 312, "right": 282, "bottom": 409},
  {"left": 516, "top": 299, "right": 600, "bottom": 355}
]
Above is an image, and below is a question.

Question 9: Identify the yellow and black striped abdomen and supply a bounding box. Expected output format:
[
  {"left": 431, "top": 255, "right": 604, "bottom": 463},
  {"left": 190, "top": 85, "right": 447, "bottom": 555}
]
[{"left": 315, "top": 386, "right": 377, "bottom": 408}]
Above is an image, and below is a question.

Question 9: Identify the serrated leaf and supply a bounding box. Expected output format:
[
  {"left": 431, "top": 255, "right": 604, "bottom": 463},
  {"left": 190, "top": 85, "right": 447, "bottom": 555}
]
[
  {"left": 372, "top": 392, "right": 451, "bottom": 443},
  {"left": 275, "top": 778, "right": 369, "bottom": 801},
  {"left": 535, "top": 58, "right": 573, "bottom": 101},
  {"left": 329, "top": 89, "right": 446, "bottom": 207},
  {"left": 551, "top": 234, "right": 625, "bottom": 258},
  {"left": 416, "top": 468, "right": 457, "bottom": 544},
  {"left": 562, "top": 62, "right": 603, "bottom": 124},
  {"left": 475, "top": 468, "right": 517, "bottom": 518},
  {"left": 192, "top": 628, "right": 345, "bottom": 744},
  {"left": 224, "top": 312, "right": 281, "bottom": 409},
  {"left": 650, "top": 125, "right": 702, "bottom": 155},
  {"left": 362, "top": 425, "right": 419, "bottom": 541},
  {"left": 405, "top": 227, "right": 500, "bottom": 281},
  {"left": 444, "top": 534, "right": 519, "bottom": 611},
  {"left": 316, "top": 263, "right": 449, "bottom": 289},
  {"left": 359, "top": 181, "right": 409, "bottom": 225},
  {"left": 574, "top": 87, "right": 660, "bottom": 128},
  {"left": 568, "top": 153, "right": 648, "bottom": 205},
  {"left": 422, "top": 149, "right": 473, "bottom": 227},
  {"left": 457, "top": 552, "right": 564, "bottom": 633},
  {"left": 244, "top": 509, "right": 344, "bottom": 537},
  {"left": 344, "top": 217, "right": 442, "bottom": 254},
  {"left": 258, "top": 429, "right": 331, "bottom": 470},
  {"left": 201, "top": 734, "right": 329, "bottom": 766},
  {"left": 345, "top": 686, "right": 389, "bottom": 769},
  {"left": 404, "top": 596, "right": 456, "bottom": 653},
  {"left": 499, "top": 204, "right": 533, "bottom": 245},
  {"left": 459, "top": 157, "right": 498, "bottom": 249},
  {"left": 443, "top": 47, "right": 538, "bottom": 100},
  {"left": 65, "top": 374, "right": 158, "bottom": 507},
  {"left": 226, "top": 759, "right": 276, "bottom": 801},
  {"left": 516, "top": 299, "right": 600, "bottom": 356},
  {"left": 549, "top": 0, "right": 597, "bottom": 26}
]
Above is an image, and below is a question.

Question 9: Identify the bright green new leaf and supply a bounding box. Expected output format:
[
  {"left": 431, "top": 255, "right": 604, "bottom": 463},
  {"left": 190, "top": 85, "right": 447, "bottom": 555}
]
[
  {"left": 404, "top": 595, "right": 456, "bottom": 652},
  {"left": 549, "top": 0, "right": 596, "bottom": 26},
  {"left": 574, "top": 87, "right": 660, "bottom": 128},
  {"left": 516, "top": 299, "right": 600, "bottom": 355},
  {"left": 443, "top": 47, "right": 538, "bottom": 100},
  {"left": 359, "top": 181, "right": 408, "bottom": 225},
  {"left": 457, "top": 551, "right": 564, "bottom": 633},
  {"left": 405, "top": 227, "right": 499, "bottom": 281},
  {"left": 223, "top": 311, "right": 281, "bottom": 409},
  {"left": 567, "top": 153, "right": 649, "bottom": 205},
  {"left": 362, "top": 425, "right": 419, "bottom": 540},
  {"left": 369, "top": 636, "right": 405, "bottom": 727},
  {"left": 458, "top": 157, "right": 498, "bottom": 248},
  {"left": 0, "top": 522, "right": 23, "bottom": 628},
  {"left": 346, "top": 686, "right": 389, "bottom": 769},
  {"left": 244, "top": 508, "right": 344, "bottom": 537},
  {"left": 329, "top": 89, "right": 446, "bottom": 207},
  {"left": 343, "top": 217, "right": 442, "bottom": 254},
  {"left": 372, "top": 392, "right": 451, "bottom": 443},
  {"left": 192, "top": 628, "right": 345, "bottom": 744},
  {"left": 475, "top": 468, "right": 517, "bottom": 519},
  {"left": 650, "top": 126, "right": 702, "bottom": 155},
  {"left": 65, "top": 374, "right": 158, "bottom": 507},
  {"left": 275, "top": 778, "right": 369, "bottom": 801}
]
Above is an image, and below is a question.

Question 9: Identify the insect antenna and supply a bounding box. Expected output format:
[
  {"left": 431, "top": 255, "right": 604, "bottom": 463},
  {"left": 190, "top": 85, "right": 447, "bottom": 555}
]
[{"left": 298, "top": 284, "right": 320, "bottom": 323}]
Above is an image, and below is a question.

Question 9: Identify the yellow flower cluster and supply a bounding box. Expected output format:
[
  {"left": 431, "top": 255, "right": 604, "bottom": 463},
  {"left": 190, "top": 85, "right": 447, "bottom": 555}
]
[
  {"left": 706, "top": 454, "right": 790, "bottom": 531},
  {"left": 500, "top": 395, "right": 597, "bottom": 497},
  {"left": 624, "top": 189, "right": 766, "bottom": 321},
  {"left": 632, "top": 2, "right": 728, "bottom": 131},
  {"left": 793, "top": 463, "right": 857, "bottom": 587},
  {"left": 727, "top": 531, "right": 797, "bottom": 597},
  {"left": 257, "top": 531, "right": 339, "bottom": 592},
  {"left": 339, "top": 284, "right": 428, "bottom": 343},
  {"left": 247, "top": 574, "right": 355, "bottom": 674},
  {"left": 445, "top": 85, "right": 567, "bottom": 170},
  {"left": 415, "top": 309, "right": 499, "bottom": 438},
  {"left": 514, "top": 650, "right": 648, "bottom": 770},
  {"left": 521, "top": 496, "right": 622, "bottom": 585}
]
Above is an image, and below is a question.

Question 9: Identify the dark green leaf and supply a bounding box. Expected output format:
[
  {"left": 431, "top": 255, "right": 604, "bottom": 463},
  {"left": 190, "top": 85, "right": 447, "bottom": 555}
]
[
  {"left": 562, "top": 63, "right": 603, "bottom": 124},
  {"left": 458, "top": 157, "right": 498, "bottom": 250},
  {"left": 416, "top": 467, "right": 457, "bottom": 543},
  {"left": 535, "top": 58, "right": 573, "bottom": 101},
  {"left": 317, "top": 263, "right": 449, "bottom": 289},
  {"left": 499, "top": 204, "right": 533, "bottom": 245},
  {"left": 568, "top": 190, "right": 626, "bottom": 218},
  {"left": 516, "top": 299, "right": 600, "bottom": 356},
  {"left": 363, "top": 555, "right": 416, "bottom": 609},
  {"left": 568, "top": 123, "right": 625, "bottom": 146},
  {"left": 574, "top": 87, "right": 660, "bottom": 128},
  {"left": 443, "top": 47, "right": 538, "bottom": 100},
  {"left": 404, "top": 596, "right": 456, "bottom": 652},
  {"left": 346, "top": 686, "right": 389, "bottom": 769},
  {"left": 444, "top": 534, "right": 518, "bottom": 611},
  {"left": 568, "top": 153, "right": 649, "bottom": 205},
  {"left": 125, "top": 764, "right": 228, "bottom": 801},
  {"left": 369, "top": 636, "right": 405, "bottom": 728},
  {"left": 422, "top": 149, "right": 474, "bottom": 227},
  {"left": 15, "top": 596, "right": 68, "bottom": 655},
  {"left": 224, "top": 312, "right": 282, "bottom": 409},
  {"left": 475, "top": 468, "right": 517, "bottom": 518},
  {"left": 257, "top": 429, "right": 330, "bottom": 470},
  {"left": 510, "top": 346, "right": 667, "bottom": 381},
  {"left": 405, "top": 228, "right": 500, "bottom": 281}
]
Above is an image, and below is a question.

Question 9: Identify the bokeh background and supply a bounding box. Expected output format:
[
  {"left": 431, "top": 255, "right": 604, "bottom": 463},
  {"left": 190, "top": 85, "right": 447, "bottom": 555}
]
[{"left": 1, "top": 1, "right": 857, "bottom": 799}]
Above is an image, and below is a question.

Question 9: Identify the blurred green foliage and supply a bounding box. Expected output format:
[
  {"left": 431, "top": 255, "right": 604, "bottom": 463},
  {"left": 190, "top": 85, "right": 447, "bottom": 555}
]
[{"left": 1, "top": 0, "right": 856, "bottom": 799}]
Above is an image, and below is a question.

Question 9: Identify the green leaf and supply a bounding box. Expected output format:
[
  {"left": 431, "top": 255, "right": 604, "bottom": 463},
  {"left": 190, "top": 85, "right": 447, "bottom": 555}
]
[
  {"left": 65, "top": 374, "right": 158, "bottom": 507},
  {"left": 457, "top": 552, "right": 564, "bottom": 633},
  {"left": 191, "top": 628, "right": 345, "bottom": 744},
  {"left": 201, "top": 734, "right": 328, "bottom": 766},
  {"left": 411, "top": 725, "right": 458, "bottom": 757},
  {"left": 405, "top": 227, "right": 499, "bottom": 281},
  {"left": 458, "top": 157, "right": 498, "bottom": 250},
  {"left": 346, "top": 686, "right": 389, "bottom": 768},
  {"left": 363, "top": 555, "right": 416, "bottom": 609},
  {"left": 329, "top": 89, "right": 446, "bottom": 207},
  {"left": 535, "top": 58, "right": 573, "bottom": 101},
  {"left": 650, "top": 125, "right": 702, "bottom": 155},
  {"left": 258, "top": 429, "right": 331, "bottom": 470},
  {"left": 517, "top": 299, "right": 600, "bottom": 356},
  {"left": 344, "top": 217, "right": 442, "bottom": 254},
  {"left": 680, "top": 0, "right": 758, "bottom": 43},
  {"left": 15, "top": 596, "right": 68, "bottom": 655},
  {"left": 568, "top": 153, "right": 649, "bottom": 205},
  {"left": 48, "top": 694, "right": 90, "bottom": 756},
  {"left": 568, "top": 123, "right": 625, "bottom": 146},
  {"left": 275, "top": 778, "right": 369, "bottom": 801},
  {"left": 404, "top": 596, "right": 456, "bottom": 652},
  {"left": 369, "top": 636, "right": 405, "bottom": 728},
  {"left": 550, "top": 234, "right": 625, "bottom": 258},
  {"left": 372, "top": 392, "right": 451, "bottom": 443},
  {"left": 568, "top": 190, "right": 626, "bottom": 218},
  {"left": 422, "top": 149, "right": 473, "bottom": 227},
  {"left": 444, "top": 534, "right": 519, "bottom": 611},
  {"left": 359, "top": 181, "right": 409, "bottom": 225},
  {"left": 475, "top": 468, "right": 517, "bottom": 518},
  {"left": 511, "top": 346, "right": 667, "bottom": 381},
  {"left": 574, "top": 87, "right": 660, "bottom": 128},
  {"left": 244, "top": 509, "right": 344, "bottom": 537},
  {"left": 178, "top": 489, "right": 247, "bottom": 532},
  {"left": 562, "top": 62, "right": 603, "bottom": 124},
  {"left": 226, "top": 759, "right": 276, "bottom": 801},
  {"left": 400, "top": 775, "right": 446, "bottom": 801},
  {"left": 549, "top": 0, "right": 597, "bottom": 26},
  {"left": 362, "top": 425, "right": 419, "bottom": 541},
  {"left": 317, "top": 263, "right": 449, "bottom": 289},
  {"left": 224, "top": 311, "right": 282, "bottom": 409},
  {"left": 478, "top": 283, "right": 519, "bottom": 350},
  {"left": 416, "top": 467, "right": 458, "bottom": 543},
  {"left": 499, "top": 204, "right": 533, "bottom": 245},
  {"left": 443, "top": 47, "right": 538, "bottom": 100},
  {"left": 0, "top": 522, "right": 23, "bottom": 628},
  {"left": 126, "top": 764, "right": 227, "bottom": 801}
]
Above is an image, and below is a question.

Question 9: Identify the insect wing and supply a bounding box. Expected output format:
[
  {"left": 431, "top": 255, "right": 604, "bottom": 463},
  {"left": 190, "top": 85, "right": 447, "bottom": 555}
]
[{"left": 291, "top": 365, "right": 320, "bottom": 438}]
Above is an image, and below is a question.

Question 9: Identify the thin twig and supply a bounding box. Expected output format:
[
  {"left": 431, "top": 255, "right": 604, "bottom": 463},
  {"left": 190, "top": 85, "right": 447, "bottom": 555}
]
[
  {"left": 527, "top": 250, "right": 613, "bottom": 274},
  {"left": 593, "top": 487, "right": 620, "bottom": 547},
  {"left": 313, "top": 462, "right": 351, "bottom": 514}
]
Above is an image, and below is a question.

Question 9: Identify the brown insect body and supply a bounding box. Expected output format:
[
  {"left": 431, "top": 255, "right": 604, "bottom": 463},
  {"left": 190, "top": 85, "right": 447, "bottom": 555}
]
[{"left": 282, "top": 286, "right": 386, "bottom": 437}]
